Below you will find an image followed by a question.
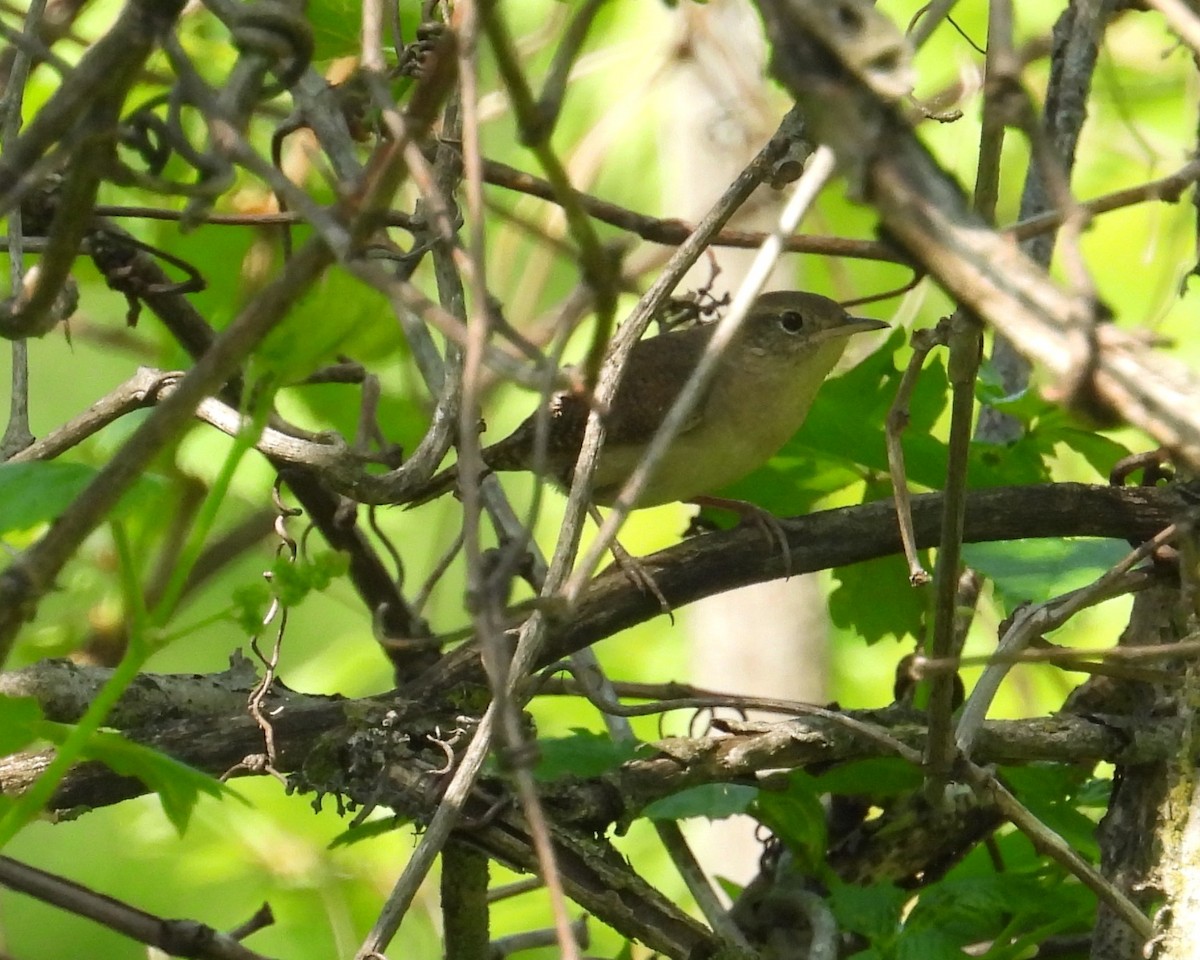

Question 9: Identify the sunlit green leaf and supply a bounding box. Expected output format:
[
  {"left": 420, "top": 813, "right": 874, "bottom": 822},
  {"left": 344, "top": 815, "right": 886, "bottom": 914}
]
[
  {"left": 830, "top": 553, "right": 927, "bottom": 644},
  {"left": 0, "top": 696, "right": 44, "bottom": 754},
  {"left": 74, "top": 729, "right": 234, "bottom": 835},
  {"left": 894, "top": 927, "right": 969, "bottom": 960},
  {"left": 963, "top": 538, "right": 1129, "bottom": 608},
  {"left": 0, "top": 462, "right": 167, "bottom": 536}
]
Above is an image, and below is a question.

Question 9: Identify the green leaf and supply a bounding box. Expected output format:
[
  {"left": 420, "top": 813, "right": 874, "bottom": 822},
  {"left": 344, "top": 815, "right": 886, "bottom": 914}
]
[
  {"left": 1075, "top": 776, "right": 1112, "bottom": 809},
  {"left": 0, "top": 462, "right": 166, "bottom": 535},
  {"left": 307, "top": 0, "right": 376, "bottom": 61},
  {"left": 910, "top": 874, "right": 1023, "bottom": 929},
  {"left": 706, "top": 452, "right": 863, "bottom": 520},
  {"left": 975, "top": 368, "right": 1048, "bottom": 421},
  {"left": 642, "top": 783, "right": 757, "bottom": 821},
  {"left": 828, "top": 881, "right": 906, "bottom": 941},
  {"left": 0, "top": 696, "right": 44, "bottom": 754},
  {"left": 295, "top": 382, "right": 429, "bottom": 455},
  {"left": 73, "top": 729, "right": 232, "bottom": 834},
  {"left": 904, "top": 872, "right": 1093, "bottom": 947},
  {"left": 228, "top": 550, "right": 349, "bottom": 633},
  {"left": 268, "top": 550, "right": 351, "bottom": 607},
  {"left": 830, "top": 553, "right": 927, "bottom": 644},
  {"left": 254, "top": 270, "right": 396, "bottom": 382},
  {"left": 1001, "top": 765, "right": 1101, "bottom": 860},
  {"left": 894, "top": 927, "right": 969, "bottom": 960},
  {"left": 944, "top": 823, "right": 1043, "bottom": 880},
  {"left": 1000, "top": 764, "right": 1088, "bottom": 803},
  {"left": 963, "top": 538, "right": 1129, "bottom": 608},
  {"left": 812, "top": 758, "right": 923, "bottom": 797},
  {"left": 329, "top": 815, "right": 412, "bottom": 848},
  {"left": 977, "top": 370, "right": 1130, "bottom": 481},
  {"left": 231, "top": 581, "right": 274, "bottom": 634},
  {"left": 1046, "top": 424, "right": 1131, "bottom": 479},
  {"left": 533, "top": 730, "right": 644, "bottom": 781},
  {"left": 714, "top": 875, "right": 744, "bottom": 901},
  {"left": 1026, "top": 801, "right": 1102, "bottom": 862},
  {"left": 968, "top": 435, "right": 1053, "bottom": 486},
  {"left": 752, "top": 771, "right": 827, "bottom": 871}
]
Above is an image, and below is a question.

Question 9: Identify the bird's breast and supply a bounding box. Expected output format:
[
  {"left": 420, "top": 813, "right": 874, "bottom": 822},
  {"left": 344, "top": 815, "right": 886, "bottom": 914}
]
[{"left": 590, "top": 341, "right": 845, "bottom": 507}]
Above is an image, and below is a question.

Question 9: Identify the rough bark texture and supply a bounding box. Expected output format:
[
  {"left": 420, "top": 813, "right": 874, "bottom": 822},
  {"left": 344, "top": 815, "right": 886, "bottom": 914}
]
[{"left": 1066, "top": 584, "right": 1185, "bottom": 958}]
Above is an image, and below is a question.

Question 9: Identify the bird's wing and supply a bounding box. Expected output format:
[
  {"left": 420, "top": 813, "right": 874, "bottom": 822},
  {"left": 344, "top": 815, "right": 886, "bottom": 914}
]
[
  {"left": 481, "top": 324, "right": 713, "bottom": 480},
  {"left": 603, "top": 325, "right": 711, "bottom": 446}
]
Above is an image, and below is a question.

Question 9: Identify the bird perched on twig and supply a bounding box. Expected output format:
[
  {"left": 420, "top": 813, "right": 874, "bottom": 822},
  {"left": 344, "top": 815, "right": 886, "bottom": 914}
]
[{"left": 405, "top": 290, "right": 886, "bottom": 511}]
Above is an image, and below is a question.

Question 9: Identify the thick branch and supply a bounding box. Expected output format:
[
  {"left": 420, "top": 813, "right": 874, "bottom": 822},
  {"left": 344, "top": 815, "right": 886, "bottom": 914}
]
[
  {"left": 430, "top": 482, "right": 1183, "bottom": 688},
  {"left": 0, "top": 662, "right": 1183, "bottom": 822},
  {"left": 754, "top": 0, "right": 1200, "bottom": 467}
]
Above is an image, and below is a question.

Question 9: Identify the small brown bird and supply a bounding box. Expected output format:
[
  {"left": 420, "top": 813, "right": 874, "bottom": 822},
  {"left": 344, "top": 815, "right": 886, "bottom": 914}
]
[{"left": 406, "top": 290, "right": 886, "bottom": 510}]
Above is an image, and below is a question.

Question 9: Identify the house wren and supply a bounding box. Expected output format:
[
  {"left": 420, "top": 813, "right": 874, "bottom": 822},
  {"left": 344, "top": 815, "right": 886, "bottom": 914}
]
[{"left": 406, "top": 291, "right": 887, "bottom": 509}]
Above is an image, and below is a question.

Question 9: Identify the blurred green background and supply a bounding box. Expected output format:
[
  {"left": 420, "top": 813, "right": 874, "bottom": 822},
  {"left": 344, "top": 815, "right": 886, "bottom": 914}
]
[{"left": 2, "top": 0, "right": 1196, "bottom": 956}]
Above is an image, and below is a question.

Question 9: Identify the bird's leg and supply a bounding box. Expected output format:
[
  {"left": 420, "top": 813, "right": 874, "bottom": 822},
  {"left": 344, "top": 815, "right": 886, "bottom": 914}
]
[
  {"left": 587, "top": 506, "right": 674, "bottom": 620},
  {"left": 689, "top": 495, "right": 792, "bottom": 577},
  {"left": 608, "top": 538, "right": 675, "bottom": 622}
]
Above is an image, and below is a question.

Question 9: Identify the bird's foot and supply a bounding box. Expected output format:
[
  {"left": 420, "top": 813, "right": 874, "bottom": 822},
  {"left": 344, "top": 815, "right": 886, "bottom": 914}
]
[
  {"left": 608, "top": 538, "right": 674, "bottom": 622},
  {"left": 587, "top": 505, "right": 674, "bottom": 620},
  {"left": 690, "top": 495, "right": 792, "bottom": 577}
]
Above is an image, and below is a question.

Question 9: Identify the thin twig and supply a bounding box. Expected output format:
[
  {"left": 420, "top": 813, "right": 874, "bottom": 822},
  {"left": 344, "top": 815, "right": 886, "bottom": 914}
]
[
  {"left": 568, "top": 649, "right": 750, "bottom": 947},
  {"left": 458, "top": 5, "right": 581, "bottom": 957},
  {"left": 0, "top": 0, "right": 45, "bottom": 456},
  {"left": 962, "top": 764, "right": 1152, "bottom": 941},
  {"left": 533, "top": 0, "right": 609, "bottom": 134},
  {"left": 1143, "top": 0, "right": 1200, "bottom": 53},
  {"left": 884, "top": 323, "right": 947, "bottom": 584},
  {"left": 922, "top": 0, "right": 1010, "bottom": 798},
  {"left": 478, "top": 1, "right": 618, "bottom": 385},
  {"left": 0, "top": 856, "right": 278, "bottom": 960},
  {"left": 908, "top": 0, "right": 963, "bottom": 48},
  {"left": 954, "top": 523, "right": 1182, "bottom": 757}
]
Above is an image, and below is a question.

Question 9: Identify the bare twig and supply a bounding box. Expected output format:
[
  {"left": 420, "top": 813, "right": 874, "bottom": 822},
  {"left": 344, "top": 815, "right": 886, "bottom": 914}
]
[
  {"left": 962, "top": 764, "right": 1152, "bottom": 942},
  {"left": 0, "top": 856, "right": 278, "bottom": 960},
  {"left": 1143, "top": 0, "right": 1200, "bottom": 54},
  {"left": 0, "top": 0, "right": 46, "bottom": 456},
  {"left": 0, "top": 239, "right": 333, "bottom": 661},
  {"left": 566, "top": 648, "right": 750, "bottom": 948},
  {"left": 954, "top": 523, "right": 1183, "bottom": 757},
  {"left": 478, "top": 2, "right": 618, "bottom": 386},
  {"left": 885, "top": 322, "right": 947, "bottom": 584}
]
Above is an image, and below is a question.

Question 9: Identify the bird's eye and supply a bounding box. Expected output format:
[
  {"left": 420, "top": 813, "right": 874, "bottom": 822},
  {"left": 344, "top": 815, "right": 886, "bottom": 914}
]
[{"left": 779, "top": 310, "right": 805, "bottom": 334}]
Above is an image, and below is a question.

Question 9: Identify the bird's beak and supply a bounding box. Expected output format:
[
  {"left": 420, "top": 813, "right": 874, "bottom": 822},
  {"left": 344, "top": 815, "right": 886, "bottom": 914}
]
[
  {"left": 843, "top": 316, "right": 890, "bottom": 334},
  {"left": 804, "top": 315, "right": 888, "bottom": 344},
  {"left": 806, "top": 316, "right": 888, "bottom": 343}
]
